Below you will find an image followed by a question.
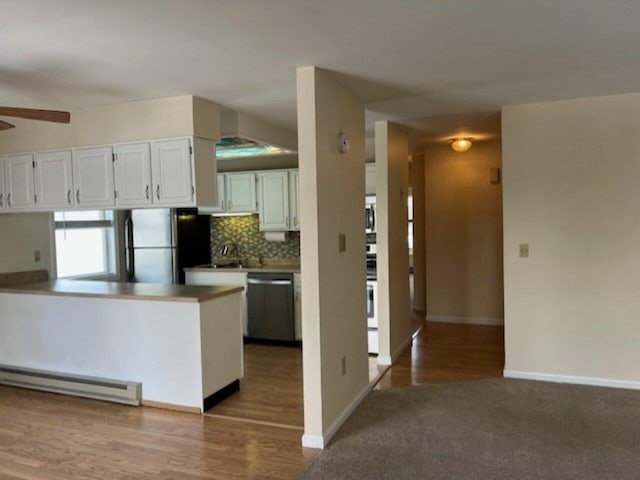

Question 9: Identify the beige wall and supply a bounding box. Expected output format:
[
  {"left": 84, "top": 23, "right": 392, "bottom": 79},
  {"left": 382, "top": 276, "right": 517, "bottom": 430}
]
[
  {"left": 376, "top": 121, "right": 412, "bottom": 363},
  {"left": 425, "top": 143, "right": 503, "bottom": 323},
  {"left": 0, "top": 213, "right": 52, "bottom": 274},
  {"left": 297, "top": 67, "right": 369, "bottom": 446},
  {"left": 503, "top": 93, "right": 640, "bottom": 384},
  {"left": 0, "top": 95, "right": 219, "bottom": 154}
]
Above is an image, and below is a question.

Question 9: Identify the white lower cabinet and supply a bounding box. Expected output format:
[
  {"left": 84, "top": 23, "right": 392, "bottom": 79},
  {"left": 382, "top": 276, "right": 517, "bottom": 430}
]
[
  {"left": 185, "top": 271, "right": 249, "bottom": 335},
  {"left": 294, "top": 273, "right": 302, "bottom": 341},
  {"left": 34, "top": 150, "right": 74, "bottom": 209},
  {"left": 4, "top": 153, "right": 36, "bottom": 211}
]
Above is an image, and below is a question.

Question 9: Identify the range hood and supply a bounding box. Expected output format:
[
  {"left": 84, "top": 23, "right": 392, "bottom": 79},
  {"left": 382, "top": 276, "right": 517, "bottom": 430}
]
[{"left": 216, "top": 110, "right": 297, "bottom": 159}]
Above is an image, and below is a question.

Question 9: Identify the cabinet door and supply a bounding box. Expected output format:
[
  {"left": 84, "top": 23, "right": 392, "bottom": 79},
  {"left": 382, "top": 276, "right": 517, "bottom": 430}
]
[
  {"left": 206, "top": 174, "right": 226, "bottom": 212},
  {"left": 5, "top": 153, "right": 36, "bottom": 210},
  {"left": 72, "top": 146, "right": 115, "bottom": 207},
  {"left": 0, "top": 158, "right": 5, "bottom": 211},
  {"left": 151, "top": 138, "right": 194, "bottom": 206},
  {"left": 114, "top": 143, "right": 152, "bottom": 207},
  {"left": 225, "top": 172, "right": 257, "bottom": 212},
  {"left": 258, "top": 171, "right": 289, "bottom": 231},
  {"left": 34, "top": 150, "right": 74, "bottom": 209},
  {"left": 289, "top": 170, "right": 300, "bottom": 231}
]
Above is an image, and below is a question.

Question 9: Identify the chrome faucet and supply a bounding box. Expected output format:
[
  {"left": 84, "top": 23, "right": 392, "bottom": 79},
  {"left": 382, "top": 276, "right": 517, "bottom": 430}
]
[{"left": 219, "top": 242, "right": 241, "bottom": 266}]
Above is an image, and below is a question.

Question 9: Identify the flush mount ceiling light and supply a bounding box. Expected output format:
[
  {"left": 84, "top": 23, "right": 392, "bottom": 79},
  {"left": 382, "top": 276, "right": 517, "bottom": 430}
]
[{"left": 451, "top": 138, "right": 473, "bottom": 153}]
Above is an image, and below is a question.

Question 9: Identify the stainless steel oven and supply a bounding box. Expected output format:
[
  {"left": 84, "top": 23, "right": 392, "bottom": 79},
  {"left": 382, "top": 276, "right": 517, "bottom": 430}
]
[{"left": 365, "top": 197, "right": 376, "bottom": 233}]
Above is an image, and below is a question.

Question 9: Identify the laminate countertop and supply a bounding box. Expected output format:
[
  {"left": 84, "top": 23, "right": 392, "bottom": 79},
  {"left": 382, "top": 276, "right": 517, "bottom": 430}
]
[
  {"left": 185, "top": 265, "right": 301, "bottom": 274},
  {"left": 0, "top": 280, "right": 244, "bottom": 303}
]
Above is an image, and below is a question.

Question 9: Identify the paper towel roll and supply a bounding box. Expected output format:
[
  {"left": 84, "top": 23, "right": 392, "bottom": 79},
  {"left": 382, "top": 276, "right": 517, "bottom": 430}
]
[{"left": 265, "top": 231, "right": 287, "bottom": 242}]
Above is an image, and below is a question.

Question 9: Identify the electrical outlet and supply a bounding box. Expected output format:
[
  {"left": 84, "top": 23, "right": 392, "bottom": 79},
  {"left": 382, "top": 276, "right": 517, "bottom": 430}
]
[
  {"left": 34, "top": 250, "right": 41, "bottom": 262},
  {"left": 341, "top": 356, "right": 347, "bottom": 376},
  {"left": 338, "top": 234, "right": 347, "bottom": 253},
  {"left": 519, "top": 244, "right": 529, "bottom": 258}
]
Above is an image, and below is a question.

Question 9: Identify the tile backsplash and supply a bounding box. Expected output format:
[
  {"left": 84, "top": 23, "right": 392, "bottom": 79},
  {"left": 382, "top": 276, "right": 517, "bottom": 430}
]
[{"left": 210, "top": 214, "right": 300, "bottom": 262}]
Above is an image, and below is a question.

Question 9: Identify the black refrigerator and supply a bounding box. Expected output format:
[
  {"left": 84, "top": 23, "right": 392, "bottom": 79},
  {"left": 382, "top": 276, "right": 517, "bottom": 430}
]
[{"left": 122, "top": 208, "right": 211, "bottom": 284}]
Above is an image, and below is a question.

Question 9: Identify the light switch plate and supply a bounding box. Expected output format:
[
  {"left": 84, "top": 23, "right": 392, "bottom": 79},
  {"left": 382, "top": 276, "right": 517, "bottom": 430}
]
[
  {"left": 519, "top": 243, "right": 529, "bottom": 258},
  {"left": 338, "top": 234, "right": 347, "bottom": 252}
]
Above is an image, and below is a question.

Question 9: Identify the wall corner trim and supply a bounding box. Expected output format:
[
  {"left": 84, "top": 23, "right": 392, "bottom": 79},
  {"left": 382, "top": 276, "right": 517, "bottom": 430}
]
[
  {"left": 301, "top": 381, "right": 373, "bottom": 450},
  {"left": 427, "top": 315, "right": 504, "bottom": 326},
  {"left": 377, "top": 332, "right": 413, "bottom": 366},
  {"left": 503, "top": 370, "right": 640, "bottom": 390}
]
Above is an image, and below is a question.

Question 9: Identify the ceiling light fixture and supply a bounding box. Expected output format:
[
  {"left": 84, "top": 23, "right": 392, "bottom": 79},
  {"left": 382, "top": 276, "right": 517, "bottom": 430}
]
[{"left": 451, "top": 138, "right": 473, "bottom": 153}]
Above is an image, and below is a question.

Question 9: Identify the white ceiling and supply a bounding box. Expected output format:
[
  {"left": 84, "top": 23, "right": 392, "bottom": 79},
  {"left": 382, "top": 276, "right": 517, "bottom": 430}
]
[{"left": 2, "top": 0, "right": 640, "bottom": 150}]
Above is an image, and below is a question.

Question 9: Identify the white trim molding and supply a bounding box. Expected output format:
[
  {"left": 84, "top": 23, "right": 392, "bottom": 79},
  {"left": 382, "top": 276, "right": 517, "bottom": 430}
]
[
  {"left": 301, "top": 381, "right": 373, "bottom": 449},
  {"left": 504, "top": 370, "right": 640, "bottom": 390},
  {"left": 378, "top": 333, "right": 413, "bottom": 366},
  {"left": 427, "top": 315, "right": 504, "bottom": 326}
]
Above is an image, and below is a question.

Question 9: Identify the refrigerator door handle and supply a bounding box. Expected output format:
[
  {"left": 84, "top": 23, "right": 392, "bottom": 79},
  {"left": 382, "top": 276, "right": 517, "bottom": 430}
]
[{"left": 124, "top": 216, "right": 135, "bottom": 281}]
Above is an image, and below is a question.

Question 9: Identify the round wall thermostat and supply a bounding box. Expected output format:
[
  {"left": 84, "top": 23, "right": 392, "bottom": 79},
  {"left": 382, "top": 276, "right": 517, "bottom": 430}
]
[{"left": 338, "top": 132, "right": 350, "bottom": 154}]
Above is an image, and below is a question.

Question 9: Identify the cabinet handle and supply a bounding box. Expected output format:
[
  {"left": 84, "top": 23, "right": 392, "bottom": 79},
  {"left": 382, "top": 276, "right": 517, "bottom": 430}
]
[
  {"left": 76, "top": 190, "right": 80, "bottom": 204},
  {"left": 294, "top": 216, "right": 298, "bottom": 227},
  {"left": 286, "top": 217, "right": 290, "bottom": 228},
  {"left": 156, "top": 185, "right": 160, "bottom": 200},
  {"left": 67, "top": 190, "right": 71, "bottom": 205},
  {"left": 0, "top": 193, "right": 3, "bottom": 208},
  {"left": 7, "top": 193, "right": 11, "bottom": 207},
  {"left": 145, "top": 185, "right": 150, "bottom": 200}
]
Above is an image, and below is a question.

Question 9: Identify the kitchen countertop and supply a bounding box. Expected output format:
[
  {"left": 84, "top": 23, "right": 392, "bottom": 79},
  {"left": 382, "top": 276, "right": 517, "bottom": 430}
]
[
  {"left": 185, "top": 265, "right": 301, "bottom": 274},
  {"left": 0, "top": 280, "right": 244, "bottom": 303}
]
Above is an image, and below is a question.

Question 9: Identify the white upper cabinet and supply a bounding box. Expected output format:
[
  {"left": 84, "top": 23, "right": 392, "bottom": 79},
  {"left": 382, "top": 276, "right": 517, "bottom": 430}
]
[
  {"left": 0, "top": 158, "right": 5, "bottom": 211},
  {"left": 365, "top": 163, "right": 376, "bottom": 196},
  {"left": 151, "top": 138, "right": 194, "bottom": 206},
  {"left": 210, "top": 174, "right": 226, "bottom": 212},
  {"left": 114, "top": 142, "right": 152, "bottom": 207},
  {"left": 225, "top": 172, "right": 257, "bottom": 212},
  {"left": 5, "top": 153, "right": 36, "bottom": 210},
  {"left": 258, "top": 171, "right": 290, "bottom": 231},
  {"left": 34, "top": 150, "right": 74, "bottom": 209},
  {"left": 72, "top": 146, "right": 115, "bottom": 208},
  {"left": 289, "top": 169, "right": 300, "bottom": 231}
]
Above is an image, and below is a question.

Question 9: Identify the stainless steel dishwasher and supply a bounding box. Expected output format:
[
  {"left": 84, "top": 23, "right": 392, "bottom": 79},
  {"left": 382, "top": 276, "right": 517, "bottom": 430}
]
[{"left": 247, "top": 273, "right": 295, "bottom": 342}]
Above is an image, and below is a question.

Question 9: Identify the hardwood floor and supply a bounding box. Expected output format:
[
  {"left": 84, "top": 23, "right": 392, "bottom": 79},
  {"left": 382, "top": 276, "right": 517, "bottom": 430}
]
[
  {"left": 376, "top": 321, "right": 505, "bottom": 390},
  {"left": 0, "top": 385, "right": 317, "bottom": 480},
  {"left": 0, "top": 322, "right": 503, "bottom": 479}
]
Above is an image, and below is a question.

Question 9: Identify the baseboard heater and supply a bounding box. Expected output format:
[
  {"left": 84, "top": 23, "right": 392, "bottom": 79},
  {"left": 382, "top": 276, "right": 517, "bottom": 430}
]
[{"left": 0, "top": 364, "right": 141, "bottom": 406}]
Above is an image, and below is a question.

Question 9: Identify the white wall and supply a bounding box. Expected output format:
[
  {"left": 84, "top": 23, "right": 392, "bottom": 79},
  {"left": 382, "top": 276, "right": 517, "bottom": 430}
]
[
  {"left": 297, "top": 66, "right": 369, "bottom": 448},
  {"left": 376, "top": 121, "right": 412, "bottom": 364},
  {"left": 503, "top": 93, "right": 640, "bottom": 386},
  {"left": 425, "top": 143, "right": 503, "bottom": 324},
  {"left": 0, "top": 213, "right": 52, "bottom": 275}
]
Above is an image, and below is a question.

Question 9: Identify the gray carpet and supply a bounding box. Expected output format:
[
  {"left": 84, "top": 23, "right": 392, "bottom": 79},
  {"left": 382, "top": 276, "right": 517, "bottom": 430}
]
[{"left": 301, "top": 379, "right": 640, "bottom": 479}]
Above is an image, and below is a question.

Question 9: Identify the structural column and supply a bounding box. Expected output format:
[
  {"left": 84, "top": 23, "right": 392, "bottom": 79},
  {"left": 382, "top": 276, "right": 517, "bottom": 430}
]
[
  {"left": 297, "top": 66, "right": 369, "bottom": 448},
  {"left": 375, "top": 121, "right": 412, "bottom": 365}
]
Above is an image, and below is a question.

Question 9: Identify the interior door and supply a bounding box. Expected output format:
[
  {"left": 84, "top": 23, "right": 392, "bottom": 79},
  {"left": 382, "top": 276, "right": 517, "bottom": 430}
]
[
  {"left": 115, "top": 143, "right": 152, "bottom": 207},
  {"left": 34, "top": 150, "right": 74, "bottom": 209},
  {"left": 5, "top": 153, "right": 36, "bottom": 210},
  {"left": 72, "top": 146, "right": 115, "bottom": 207}
]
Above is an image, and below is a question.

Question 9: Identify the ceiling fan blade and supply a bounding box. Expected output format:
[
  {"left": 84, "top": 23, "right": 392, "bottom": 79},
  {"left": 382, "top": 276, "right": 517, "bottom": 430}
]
[
  {"left": 0, "top": 107, "right": 70, "bottom": 124},
  {"left": 0, "top": 120, "right": 15, "bottom": 131}
]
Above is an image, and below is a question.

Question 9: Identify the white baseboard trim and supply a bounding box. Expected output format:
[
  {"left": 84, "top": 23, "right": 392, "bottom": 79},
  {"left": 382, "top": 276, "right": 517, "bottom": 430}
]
[
  {"left": 427, "top": 315, "right": 504, "bottom": 326},
  {"left": 504, "top": 370, "right": 640, "bottom": 390},
  {"left": 301, "top": 381, "right": 373, "bottom": 449},
  {"left": 377, "top": 332, "right": 413, "bottom": 366}
]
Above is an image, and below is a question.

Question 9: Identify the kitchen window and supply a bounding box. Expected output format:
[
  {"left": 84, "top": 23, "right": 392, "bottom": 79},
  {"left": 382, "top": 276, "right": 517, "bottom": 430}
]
[{"left": 54, "top": 210, "right": 117, "bottom": 279}]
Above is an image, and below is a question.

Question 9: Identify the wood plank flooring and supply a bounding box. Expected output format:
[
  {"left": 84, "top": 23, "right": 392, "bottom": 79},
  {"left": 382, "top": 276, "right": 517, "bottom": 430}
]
[
  {"left": 0, "top": 322, "right": 503, "bottom": 479},
  {"left": 376, "top": 321, "right": 505, "bottom": 389}
]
